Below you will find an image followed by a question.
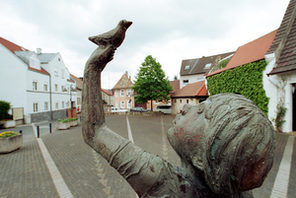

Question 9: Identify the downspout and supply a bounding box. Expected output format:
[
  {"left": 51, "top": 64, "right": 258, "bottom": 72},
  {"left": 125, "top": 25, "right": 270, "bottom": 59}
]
[{"left": 49, "top": 73, "right": 53, "bottom": 120}]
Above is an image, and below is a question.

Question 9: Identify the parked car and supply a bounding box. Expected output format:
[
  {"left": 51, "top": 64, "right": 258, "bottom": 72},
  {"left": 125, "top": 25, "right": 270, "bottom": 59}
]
[
  {"left": 130, "top": 107, "right": 148, "bottom": 112},
  {"left": 155, "top": 105, "right": 171, "bottom": 114},
  {"left": 111, "top": 107, "right": 128, "bottom": 113}
]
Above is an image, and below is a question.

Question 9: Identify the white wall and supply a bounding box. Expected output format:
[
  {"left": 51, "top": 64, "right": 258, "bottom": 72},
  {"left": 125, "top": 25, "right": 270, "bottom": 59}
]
[
  {"left": 171, "top": 98, "right": 200, "bottom": 114},
  {"left": 25, "top": 70, "right": 50, "bottom": 115},
  {"left": 180, "top": 74, "right": 205, "bottom": 88},
  {"left": 264, "top": 53, "right": 296, "bottom": 132},
  {"left": 0, "top": 45, "right": 27, "bottom": 111}
]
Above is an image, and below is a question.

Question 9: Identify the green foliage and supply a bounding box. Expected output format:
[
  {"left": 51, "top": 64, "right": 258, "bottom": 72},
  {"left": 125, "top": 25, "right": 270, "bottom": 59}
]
[
  {"left": 58, "top": 117, "right": 78, "bottom": 123},
  {"left": 207, "top": 60, "right": 269, "bottom": 114},
  {"left": 273, "top": 104, "right": 287, "bottom": 133},
  {"left": 218, "top": 58, "right": 230, "bottom": 69},
  {"left": 0, "top": 101, "right": 11, "bottom": 121},
  {"left": 0, "top": 131, "right": 18, "bottom": 138},
  {"left": 133, "top": 55, "right": 173, "bottom": 104}
]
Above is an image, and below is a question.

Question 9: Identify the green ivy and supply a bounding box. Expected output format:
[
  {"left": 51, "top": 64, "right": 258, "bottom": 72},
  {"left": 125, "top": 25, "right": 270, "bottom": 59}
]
[
  {"left": 207, "top": 60, "right": 269, "bottom": 114},
  {"left": 218, "top": 58, "right": 230, "bottom": 69}
]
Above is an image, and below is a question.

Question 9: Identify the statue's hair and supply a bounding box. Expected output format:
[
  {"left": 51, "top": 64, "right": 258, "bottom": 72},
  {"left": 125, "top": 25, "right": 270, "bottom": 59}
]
[{"left": 200, "top": 94, "right": 274, "bottom": 195}]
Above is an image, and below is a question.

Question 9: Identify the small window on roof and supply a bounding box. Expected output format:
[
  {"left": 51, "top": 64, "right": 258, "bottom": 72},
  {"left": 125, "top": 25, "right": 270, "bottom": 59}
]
[
  {"left": 184, "top": 65, "right": 190, "bottom": 70},
  {"left": 204, "top": 63, "right": 212, "bottom": 69}
]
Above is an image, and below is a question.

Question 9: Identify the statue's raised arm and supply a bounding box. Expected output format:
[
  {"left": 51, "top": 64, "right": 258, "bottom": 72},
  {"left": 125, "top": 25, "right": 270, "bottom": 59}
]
[{"left": 82, "top": 20, "right": 275, "bottom": 198}]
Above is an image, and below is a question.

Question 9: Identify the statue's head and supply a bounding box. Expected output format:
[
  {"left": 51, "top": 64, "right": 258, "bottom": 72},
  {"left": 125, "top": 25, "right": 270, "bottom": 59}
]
[{"left": 168, "top": 93, "right": 274, "bottom": 195}]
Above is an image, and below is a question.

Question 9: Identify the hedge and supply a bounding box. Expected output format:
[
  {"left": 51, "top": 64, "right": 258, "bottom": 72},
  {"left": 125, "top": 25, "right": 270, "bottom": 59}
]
[{"left": 207, "top": 60, "right": 269, "bottom": 115}]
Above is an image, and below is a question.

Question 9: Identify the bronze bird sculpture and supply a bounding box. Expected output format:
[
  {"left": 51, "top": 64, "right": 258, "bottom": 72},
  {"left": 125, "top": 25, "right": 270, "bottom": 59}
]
[{"left": 88, "top": 19, "right": 132, "bottom": 48}]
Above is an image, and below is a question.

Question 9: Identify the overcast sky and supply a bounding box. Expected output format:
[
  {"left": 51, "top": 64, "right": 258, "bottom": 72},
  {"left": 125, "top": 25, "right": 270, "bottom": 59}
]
[{"left": 0, "top": 0, "right": 290, "bottom": 89}]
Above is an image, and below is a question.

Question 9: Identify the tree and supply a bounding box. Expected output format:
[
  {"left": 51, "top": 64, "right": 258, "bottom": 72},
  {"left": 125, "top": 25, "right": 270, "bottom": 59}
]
[
  {"left": 133, "top": 55, "right": 172, "bottom": 110},
  {"left": 0, "top": 101, "right": 11, "bottom": 120}
]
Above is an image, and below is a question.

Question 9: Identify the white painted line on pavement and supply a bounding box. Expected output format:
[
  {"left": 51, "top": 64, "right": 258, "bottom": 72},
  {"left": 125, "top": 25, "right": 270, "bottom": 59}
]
[
  {"left": 126, "top": 116, "right": 134, "bottom": 143},
  {"left": 270, "top": 136, "right": 295, "bottom": 198},
  {"left": 37, "top": 138, "right": 74, "bottom": 198},
  {"left": 161, "top": 116, "right": 169, "bottom": 161}
]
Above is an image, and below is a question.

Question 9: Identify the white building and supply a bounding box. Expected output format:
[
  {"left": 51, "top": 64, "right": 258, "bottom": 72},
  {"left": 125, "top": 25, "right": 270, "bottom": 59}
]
[
  {"left": 265, "top": 0, "right": 296, "bottom": 132},
  {"left": 179, "top": 52, "right": 233, "bottom": 88},
  {"left": 0, "top": 37, "right": 76, "bottom": 123}
]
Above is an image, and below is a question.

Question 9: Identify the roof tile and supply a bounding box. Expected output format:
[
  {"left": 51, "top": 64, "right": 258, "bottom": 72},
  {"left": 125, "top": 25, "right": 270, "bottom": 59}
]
[{"left": 172, "top": 81, "right": 207, "bottom": 98}]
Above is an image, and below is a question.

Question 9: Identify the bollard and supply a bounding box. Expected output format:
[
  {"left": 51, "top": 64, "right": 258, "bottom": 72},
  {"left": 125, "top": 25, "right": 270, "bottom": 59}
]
[
  {"left": 19, "top": 130, "right": 22, "bottom": 134},
  {"left": 49, "top": 123, "right": 52, "bottom": 134},
  {"left": 37, "top": 125, "right": 40, "bottom": 138}
]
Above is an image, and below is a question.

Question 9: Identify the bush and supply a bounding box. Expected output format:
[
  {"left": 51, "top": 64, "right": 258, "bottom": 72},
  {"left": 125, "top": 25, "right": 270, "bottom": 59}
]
[
  {"left": 58, "top": 117, "right": 78, "bottom": 123},
  {"left": 0, "top": 101, "right": 11, "bottom": 121}
]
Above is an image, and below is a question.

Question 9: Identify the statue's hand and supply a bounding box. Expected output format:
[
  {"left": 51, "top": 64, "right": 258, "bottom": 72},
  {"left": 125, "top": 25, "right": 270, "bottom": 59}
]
[{"left": 87, "top": 45, "right": 115, "bottom": 70}]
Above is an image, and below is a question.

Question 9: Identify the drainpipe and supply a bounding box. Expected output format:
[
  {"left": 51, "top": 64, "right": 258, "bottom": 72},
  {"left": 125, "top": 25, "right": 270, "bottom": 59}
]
[{"left": 49, "top": 74, "right": 53, "bottom": 120}]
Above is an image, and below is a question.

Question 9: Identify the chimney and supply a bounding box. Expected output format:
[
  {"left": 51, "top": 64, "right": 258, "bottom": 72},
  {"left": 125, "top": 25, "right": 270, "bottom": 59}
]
[{"left": 36, "top": 48, "right": 42, "bottom": 55}]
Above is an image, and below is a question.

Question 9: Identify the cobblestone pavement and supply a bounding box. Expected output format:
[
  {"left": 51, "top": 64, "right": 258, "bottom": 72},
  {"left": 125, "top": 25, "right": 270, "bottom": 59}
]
[{"left": 0, "top": 115, "right": 295, "bottom": 198}]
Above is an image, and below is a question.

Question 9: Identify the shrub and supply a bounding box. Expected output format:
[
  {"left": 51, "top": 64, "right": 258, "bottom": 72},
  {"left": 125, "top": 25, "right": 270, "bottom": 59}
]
[
  {"left": 273, "top": 104, "right": 287, "bottom": 133},
  {"left": 0, "top": 101, "right": 11, "bottom": 121},
  {"left": 0, "top": 131, "right": 18, "bottom": 138}
]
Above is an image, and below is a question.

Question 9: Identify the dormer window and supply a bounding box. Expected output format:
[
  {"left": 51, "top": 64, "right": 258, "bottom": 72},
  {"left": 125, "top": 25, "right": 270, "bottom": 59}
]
[
  {"left": 184, "top": 65, "right": 190, "bottom": 70},
  {"left": 204, "top": 63, "right": 212, "bottom": 69}
]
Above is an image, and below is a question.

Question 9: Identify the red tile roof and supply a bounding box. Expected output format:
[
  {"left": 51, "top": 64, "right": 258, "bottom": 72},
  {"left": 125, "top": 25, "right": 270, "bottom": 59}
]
[
  {"left": 170, "top": 80, "right": 180, "bottom": 93},
  {"left": 0, "top": 37, "right": 28, "bottom": 53},
  {"left": 207, "top": 30, "right": 277, "bottom": 77},
  {"left": 1, "top": 37, "right": 50, "bottom": 75},
  {"left": 102, "top": 88, "right": 113, "bottom": 96},
  {"left": 70, "top": 74, "right": 83, "bottom": 90},
  {"left": 172, "top": 81, "right": 208, "bottom": 98},
  {"left": 28, "top": 66, "right": 49, "bottom": 75},
  {"left": 268, "top": 0, "right": 296, "bottom": 75}
]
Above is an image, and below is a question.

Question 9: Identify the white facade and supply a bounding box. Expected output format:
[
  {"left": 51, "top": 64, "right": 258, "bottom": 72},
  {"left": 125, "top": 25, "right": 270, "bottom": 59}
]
[
  {"left": 180, "top": 74, "right": 205, "bottom": 88},
  {"left": 0, "top": 45, "right": 27, "bottom": 112},
  {"left": 0, "top": 40, "right": 76, "bottom": 123},
  {"left": 264, "top": 53, "right": 296, "bottom": 132}
]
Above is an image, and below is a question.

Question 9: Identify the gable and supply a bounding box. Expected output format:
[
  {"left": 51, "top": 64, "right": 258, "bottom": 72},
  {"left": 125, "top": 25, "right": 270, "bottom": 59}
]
[{"left": 112, "top": 71, "right": 134, "bottom": 90}]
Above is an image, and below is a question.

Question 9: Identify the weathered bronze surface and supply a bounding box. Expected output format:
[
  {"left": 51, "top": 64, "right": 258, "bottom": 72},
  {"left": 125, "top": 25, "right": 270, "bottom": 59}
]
[{"left": 82, "top": 20, "right": 275, "bottom": 198}]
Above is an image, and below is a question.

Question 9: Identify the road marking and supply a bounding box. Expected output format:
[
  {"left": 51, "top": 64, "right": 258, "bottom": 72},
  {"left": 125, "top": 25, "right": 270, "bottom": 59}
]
[
  {"left": 126, "top": 116, "right": 134, "bottom": 143},
  {"left": 161, "top": 116, "right": 169, "bottom": 161},
  {"left": 37, "top": 138, "right": 74, "bottom": 198},
  {"left": 270, "top": 136, "right": 295, "bottom": 198}
]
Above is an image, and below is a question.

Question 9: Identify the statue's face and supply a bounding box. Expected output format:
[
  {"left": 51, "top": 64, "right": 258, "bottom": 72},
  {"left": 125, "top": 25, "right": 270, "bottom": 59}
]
[{"left": 168, "top": 102, "right": 207, "bottom": 171}]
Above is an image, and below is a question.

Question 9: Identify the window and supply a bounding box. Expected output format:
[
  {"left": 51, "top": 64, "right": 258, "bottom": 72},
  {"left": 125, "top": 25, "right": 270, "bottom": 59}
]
[
  {"left": 115, "top": 90, "right": 119, "bottom": 96},
  {"left": 186, "top": 99, "right": 189, "bottom": 104},
  {"left": 183, "top": 80, "right": 189, "bottom": 85},
  {"left": 32, "top": 81, "right": 38, "bottom": 91},
  {"left": 184, "top": 65, "right": 190, "bottom": 70},
  {"left": 44, "top": 102, "right": 48, "bottom": 111},
  {"left": 55, "top": 84, "right": 58, "bottom": 92},
  {"left": 121, "top": 101, "right": 125, "bottom": 108},
  {"left": 180, "top": 99, "right": 182, "bottom": 103},
  {"left": 54, "top": 70, "right": 58, "bottom": 77},
  {"left": 44, "top": 84, "right": 48, "bottom": 91},
  {"left": 127, "top": 100, "right": 131, "bottom": 108},
  {"left": 77, "top": 97, "right": 81, "bottom": 105},
  {"left": 56, "top": 102, "right": 59, "bottom": 109},
  {"left": 204, "top": 63, "right": 212, "bottom": 69},
  {"left": 120, "top": 89, "right": 124, "bottom": 97},
  {"left": 127, "top": 89, "right": 131, "bottom": 96},
  {"left": 33, "top": 103, "right": 38, "bottom": 112},
  {"left": 62, "top": 101, "right": 65, "bottom": 108}
]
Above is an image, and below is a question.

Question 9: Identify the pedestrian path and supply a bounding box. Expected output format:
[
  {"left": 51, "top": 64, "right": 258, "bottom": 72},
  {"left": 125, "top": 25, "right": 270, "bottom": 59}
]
[{"left": 270, "top": 136, "right": 295, "bottom": 198}]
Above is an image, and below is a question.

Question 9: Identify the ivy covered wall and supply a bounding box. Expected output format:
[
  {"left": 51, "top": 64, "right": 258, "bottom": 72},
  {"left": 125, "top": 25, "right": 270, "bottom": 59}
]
[{"left": 207, "top": 60, "right": 269, "bottom": 114}]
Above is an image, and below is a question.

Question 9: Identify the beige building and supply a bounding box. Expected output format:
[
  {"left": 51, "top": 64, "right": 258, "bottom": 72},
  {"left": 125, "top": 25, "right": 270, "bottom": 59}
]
[
  {"left": 112, "top": 71, "right": 134, "bottom": 109},
  {"left": 171, "top": 81, "right": 208, "bottom": 114}
]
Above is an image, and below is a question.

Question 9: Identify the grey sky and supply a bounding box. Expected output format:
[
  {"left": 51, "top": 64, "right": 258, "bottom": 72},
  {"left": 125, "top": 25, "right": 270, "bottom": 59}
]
[{"left": 0, "top": 0, "right": 290, "bottom": 89}]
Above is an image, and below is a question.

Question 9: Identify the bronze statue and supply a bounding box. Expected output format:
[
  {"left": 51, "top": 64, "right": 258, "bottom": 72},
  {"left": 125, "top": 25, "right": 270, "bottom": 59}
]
[{"left": 82, "top": 20, "right": 275, "bottom": 198}]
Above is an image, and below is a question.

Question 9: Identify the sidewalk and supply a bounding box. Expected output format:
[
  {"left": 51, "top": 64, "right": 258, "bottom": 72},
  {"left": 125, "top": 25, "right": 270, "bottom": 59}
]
[{"left": 0, "top": 120, "right": 295, "bottom": 198}]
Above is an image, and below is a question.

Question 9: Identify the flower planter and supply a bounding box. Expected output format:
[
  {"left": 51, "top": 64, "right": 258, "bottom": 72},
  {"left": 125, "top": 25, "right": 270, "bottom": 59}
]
[
  {"left": 0, "top": 120, "right": 16, "bottom": 128},
  {"left": 0, "top": 134, "right": 23, "bottom": 154},
  {"left": 56, "top": 122, "right": 71, "bottom": 130},
  {"left": 70, "top": 120, "right": 78, "bottom": 127}
]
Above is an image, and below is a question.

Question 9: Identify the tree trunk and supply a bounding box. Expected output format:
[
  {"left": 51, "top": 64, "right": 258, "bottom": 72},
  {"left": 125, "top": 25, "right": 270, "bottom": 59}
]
[{"left": 151, "top": 99, "right": 153, "bottom": 111}]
